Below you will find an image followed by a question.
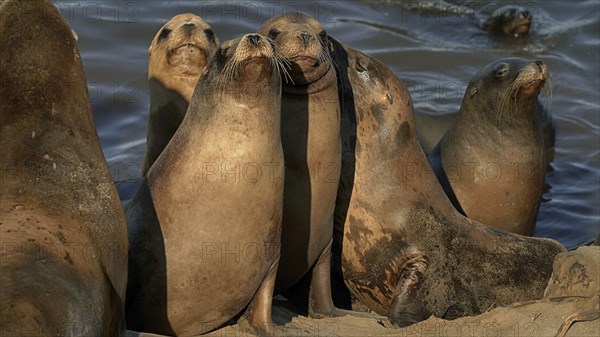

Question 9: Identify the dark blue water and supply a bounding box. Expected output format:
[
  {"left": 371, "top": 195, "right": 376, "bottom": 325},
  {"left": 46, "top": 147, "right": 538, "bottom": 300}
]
[{"left": 53, "top": 0, "right": 600, "bottom": 249}]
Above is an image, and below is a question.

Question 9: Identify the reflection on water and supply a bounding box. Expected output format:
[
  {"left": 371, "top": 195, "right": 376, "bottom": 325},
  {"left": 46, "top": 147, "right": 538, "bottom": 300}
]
[{"left": 52, "top": 0, "right": 599, "bottom": 249}]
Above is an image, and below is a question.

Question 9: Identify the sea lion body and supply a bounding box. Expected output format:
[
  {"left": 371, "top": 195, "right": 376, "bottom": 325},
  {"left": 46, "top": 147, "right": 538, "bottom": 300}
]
[
  {"left": 142, "top": 14, "right": 219, "bottom": 175},
  {"left": 329, "top": 38, "right": 565, "bottom": 326},
  {"left": 257, "top": 13, "right": 349, "bottom": 317},
  {"left": 0, "top": 0, "right": 128, "bottom": 335},
  {"left": 126, "top": 34, "right": 285, "bottom": 336},
  {"left": 428, "top": 58, "right": 549, "bottom": 236}
]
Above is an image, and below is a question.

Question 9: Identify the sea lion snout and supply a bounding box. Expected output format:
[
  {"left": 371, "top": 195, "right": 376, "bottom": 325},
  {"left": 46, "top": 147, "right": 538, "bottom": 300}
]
[
  {"left": 247, "top": 34, "right": 261, "bottom": 47},
  {"left": 299, "top": 31, "right": 314, "bottom": 46},
  {"left": 518, "top": 60, "right": 549, "bottom": 85},
  {"left": 182, "top": 22, "right": 196, "bottom": 30}
]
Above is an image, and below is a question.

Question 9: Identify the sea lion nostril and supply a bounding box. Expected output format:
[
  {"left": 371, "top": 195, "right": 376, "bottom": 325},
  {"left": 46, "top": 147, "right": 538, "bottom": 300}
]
[
  {"left": 248, "top": 34, "right": 261, "bottom": 47},
  {"left": 535, "top": 60, "right": 544, "bottom": 71},
  {"left": 299, "top": 32, "right": 312, "bottom": 46},
  {"left": 182, "top": 22, "right": 196, "bottom": 30}
]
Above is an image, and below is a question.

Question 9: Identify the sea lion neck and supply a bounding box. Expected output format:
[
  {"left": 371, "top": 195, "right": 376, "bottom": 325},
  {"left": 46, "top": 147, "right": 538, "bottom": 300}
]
[
  {"left": 282, "top": 65, "right": 335, "bottom": 95},
  {"left": 184, "top": 62, "right": 281, "bottom": 137}
]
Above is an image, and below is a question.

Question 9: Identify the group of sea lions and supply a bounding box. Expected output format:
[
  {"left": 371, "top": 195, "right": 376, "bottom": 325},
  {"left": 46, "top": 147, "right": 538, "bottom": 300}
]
[{"left": 0, "top": 0, "right": 578, "bottom": 336}]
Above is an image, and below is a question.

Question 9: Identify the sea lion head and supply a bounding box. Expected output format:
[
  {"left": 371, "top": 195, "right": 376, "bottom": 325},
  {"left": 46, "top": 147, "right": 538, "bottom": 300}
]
[
  {"left": 149, "top": 14, "right": 219, "bottom": 82},
  {"left": 258, "top": 12, "right": 333, "bottom": 87},
  {"left": 216, "top": 33, "right": 286, "bottom": 83},
  {"left": 463, "top": 58, "right": 549, "bottom": 126},
  {"left": 483, "top": 6, "right": 532, "bottom": 37},
  {"left": 196, "top": 33, "right": 287, "bottom": 102}
]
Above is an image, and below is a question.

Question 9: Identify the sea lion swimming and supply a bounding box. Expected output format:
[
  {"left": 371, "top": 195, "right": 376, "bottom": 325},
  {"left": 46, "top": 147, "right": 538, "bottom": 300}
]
[{"left": 483, "top": 5, "right": 533, "bottom": 37}]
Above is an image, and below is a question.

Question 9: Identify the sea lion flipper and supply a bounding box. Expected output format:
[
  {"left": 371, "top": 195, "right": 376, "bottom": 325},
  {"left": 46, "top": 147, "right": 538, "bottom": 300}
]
[
  {"left": 238, "top": 259, "right": 284, "bottom": 337},
  {"left": 307, "top": 239, "right": 339, "bottom": 317},
  {"left": 307, "top": 239, "right": 376, "bottom": 319},
  {"left": 388, "top": 253, "right": 430, "bottom": 327}
]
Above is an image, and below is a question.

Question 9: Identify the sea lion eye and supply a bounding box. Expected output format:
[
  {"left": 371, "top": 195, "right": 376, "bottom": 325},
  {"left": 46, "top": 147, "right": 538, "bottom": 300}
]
[
  {"left": 268, "top": 29, "right": 281, "bottom": 40},
  {"left": 158, "top": 28, "right": 171, "bottom": 41},
  {"left": 205, "top": 29, "right": 216, "bottom": 44},
  {"left": 495, "top": 64, "right": 510, "bottom": 78}
]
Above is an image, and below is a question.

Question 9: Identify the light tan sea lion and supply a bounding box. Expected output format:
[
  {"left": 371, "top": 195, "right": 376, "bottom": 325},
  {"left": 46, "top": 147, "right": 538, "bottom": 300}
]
[
  {"left": 125, "top": 33, "right": 287, "bottom": 336},
  {"left": 428, "top": 58, "right": 551, "bottom": 236},
  {"left": 141, "top": 13, "right": 219, "bottom": 175},
  {"left": 257, "top": 13, "right": 357, "bottom": 318},
  {"left": 0, "top": 0, "right": 128, "bottom": 335}
]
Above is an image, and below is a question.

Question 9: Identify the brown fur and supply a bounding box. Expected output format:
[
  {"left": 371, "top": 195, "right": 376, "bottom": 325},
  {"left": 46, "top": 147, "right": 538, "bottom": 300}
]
[
  {"left": 428, "top": 58, "right": 550, "bottom": 236},
  {"left": 0, "top": 0, "right": 128, "bottom": 335},
  {"left": 258, "top": 13, "right": 350, "bottom": 318},
  {"left": 141, "top": 14, "right": 219, "bottom": 175},
  {"left": 482, "top": 6, "right": 532, "bottom": 37},
  {"left": 126, "top": 34, "right": 286, "bottom": 336},
  {"left": 329, "top": 38, "right": 565, "bottom": 326}
]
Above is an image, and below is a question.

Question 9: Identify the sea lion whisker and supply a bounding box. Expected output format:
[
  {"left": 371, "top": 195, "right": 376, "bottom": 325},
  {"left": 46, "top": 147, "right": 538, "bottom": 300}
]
[{"left": 275, "top": 55, "right": 294, "bottom": 85}]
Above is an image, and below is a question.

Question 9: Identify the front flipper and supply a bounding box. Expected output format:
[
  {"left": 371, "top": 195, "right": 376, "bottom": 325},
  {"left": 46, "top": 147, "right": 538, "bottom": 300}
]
[
  {"left": 308, "top": 239, "right": 378, "bottom": 319},
  {"left": 238, "top": 259, "right": 285, "bottom": 337},
  {"left": 388, "top": 253, "right": 431, "bottom": 327}
]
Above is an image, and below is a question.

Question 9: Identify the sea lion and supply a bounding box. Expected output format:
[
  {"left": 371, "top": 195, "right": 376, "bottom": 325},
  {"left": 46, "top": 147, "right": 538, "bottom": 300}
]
[
  {"left": 399, "top": 2, "right": 533, "bottom": 38},
  {"left": 428, "top": 58, "right": 550, "bottom": 236},
  {"left": 483, "top": 6, "right": 532, "bottom": 37},
  {"left": 125, "top": 33, "right": 287, "bottom": 336},
  {"left": 0, "top": 0, "right": 128, "bottom": 335},
  {"left": 257, "top": 13, "right": 355, "bottom": 318},
  {"left": 328, "top": 37, "right": 565, "bottom": 326},
  {"left": 141, "top": 14, "right": 219, "bottom": 176}
]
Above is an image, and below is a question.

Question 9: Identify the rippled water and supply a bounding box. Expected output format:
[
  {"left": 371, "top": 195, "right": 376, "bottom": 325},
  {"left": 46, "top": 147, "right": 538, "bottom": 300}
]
[{"left": 53, "top": 0, "right": 599, "bottom": 249}]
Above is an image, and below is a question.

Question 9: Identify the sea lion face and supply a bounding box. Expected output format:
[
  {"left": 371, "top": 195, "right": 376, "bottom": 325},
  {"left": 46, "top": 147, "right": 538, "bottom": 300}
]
[
  {"left": 215, "top": 34, "right": 282, "bottom": 83},
  {"left": 484, "top": 6, "right": 532, "bottom": 37},
  {"left": 149, "top": 14, "right": 219, "bottom": 78},
  {"left": 258, "top": 12, "right": 332, "bottom": 86},
  {"left": 465, "top": 58, "right": 548, "bottom": 123}
]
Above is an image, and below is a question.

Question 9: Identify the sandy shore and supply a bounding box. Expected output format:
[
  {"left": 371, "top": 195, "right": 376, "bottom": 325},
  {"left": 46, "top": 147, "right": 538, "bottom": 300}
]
[{"left": 126, "top": 246, "right": 599, "bottom": 337}]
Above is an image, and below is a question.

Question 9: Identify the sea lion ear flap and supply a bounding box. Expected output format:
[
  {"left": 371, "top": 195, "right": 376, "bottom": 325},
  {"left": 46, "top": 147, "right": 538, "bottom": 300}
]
[
  {"left": 327, "top": 37, "right": 335, "bottom": 56},
  {"left": 70, "top": 28, "right": 79, "bottom": 42},
  {"left": 469, "top": 85, "right": 479, "bottom": 98}
]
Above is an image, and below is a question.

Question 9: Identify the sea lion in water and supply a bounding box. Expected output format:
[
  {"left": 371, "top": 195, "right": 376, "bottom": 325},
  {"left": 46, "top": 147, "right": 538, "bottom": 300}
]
[
  {"left": 428, "top": 58, "right": 550, "bottom": 236},
  {"left": 141, "top": 14, "right": 219, "bottom": 176},
  {"left": 126, "top": 33, "right": 287, "bottom": 336},
  {"left": 0, "top": 0, "right": 128, "bottom": 335},
  {"left": 483, "top": 6, "right": 533, "bottom": 37},
  {"left": 328, "top": 37, "right": 565, "bottom": 326},
  {"left": 258, "top": 12, "right": 362, "bottom": 318},
  {"left": 400, "top": 2, "right": 533, "bottom": 38}
]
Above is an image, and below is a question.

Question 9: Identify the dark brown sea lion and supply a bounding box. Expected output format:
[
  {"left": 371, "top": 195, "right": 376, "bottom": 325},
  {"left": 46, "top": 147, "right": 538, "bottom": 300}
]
[
  {"left": 328, "top": 37, "right": 565, "bottom": 326},
  {"left": 0, "top": 0, "right": 128, "bottom": 335},
  {"left": 257, "top": 12, "right": 362, "bottom": 319},
  {"left": 428, "top": 58, "right": 550, "bottom": 236},
  {"left": 125, "top": 33, "right": 287, "bottom": 336},
  {"left": 483, "top": 5, "right": 533, "bottom": 37},
  {"left": 141, "top": 14, "right": 219, "bottom": 176}
]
